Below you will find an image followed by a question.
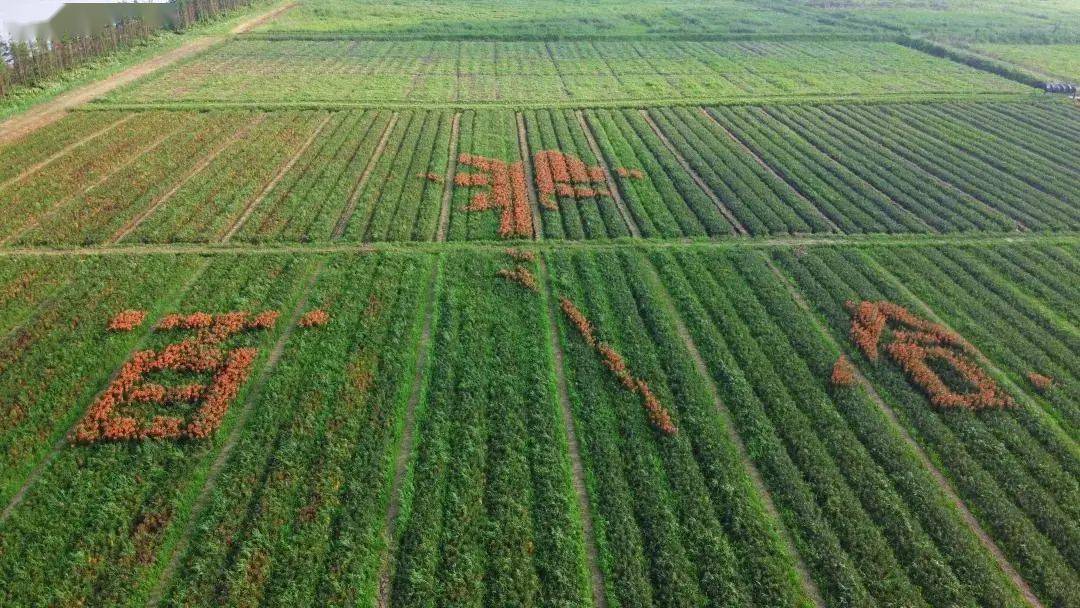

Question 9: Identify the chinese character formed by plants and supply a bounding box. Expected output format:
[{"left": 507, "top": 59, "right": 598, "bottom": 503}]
[
  {"left": 72, "top": 311, "right": 282, "bottom": 443},
  {"left": 843, "top": 300, "right": 1013, "bottom": 410}
]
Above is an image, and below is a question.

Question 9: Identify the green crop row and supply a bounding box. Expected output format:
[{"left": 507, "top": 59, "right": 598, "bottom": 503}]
[{"left": 772, "top": 244, "right": 1080, "bottom": 607}]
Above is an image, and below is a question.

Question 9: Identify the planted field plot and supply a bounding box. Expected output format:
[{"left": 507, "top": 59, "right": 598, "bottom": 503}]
[
  {"left": 704, "top": 101, "right": 1080, "bottom": 233},
  {"left": 104, "top": 39, "right": 1030, "bottom": 106},
  {"left": 773, "top": 244, "right": 1080, "bottom": 607},
  {"left": 254, "top": 0, "right": 849, "bottom": 38},
  {"left": 973, "top": 44, "right": 1080, "bottom": 80}
]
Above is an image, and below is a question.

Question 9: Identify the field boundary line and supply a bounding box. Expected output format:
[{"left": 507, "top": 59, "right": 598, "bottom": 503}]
[
  {"left": 697, "top": 107, "right": 841, "bottom": 233},
  {"left": 376, "top": 257, "right": 442, "bottom": 608},
  {"left": 639, "top": 254, "right": 826, "bottom": 608},
  {"left": 516, "top": 112, "right": 544, "bottom": 241},
  {"left": 638, "top": 109, "right": 750, "bottom": 236},
  {"left": 862, "top": 255, "right": 1079, "bottom": 453},
  {"left": 576, "top": 110, "right": 642, "bottom": 238},
  {"left": 146, "top": 258, "right": 326, "bottom": 608},
  {"left": 0, "top": 258, "right": 213, "bottom": 524},
  {"left": 0, "top": 114, "right": 136, "bottom": 193},
  {"left": 435, "top": 112, "right": 461, "bottom": 242},
  {"left": 331, "top": 112, "right": 399, "bottom": 240},
  {"left": 110, "top": 116, "right": 265, "bottom": 243},
  {"left": 765, "top": 256, "right": 1045, "bottom": 608},
  {"left": 2, "top": 122, "right": 183, "bottom": 247},
  {"left": 223, "top": 113, "right": 333, "bottom": 241},
  {"left": 538, "top": 257, "right": 608, "bottom": 608},
  {"left": 544, "top": 42, "right": 574, "bottom": 100}
]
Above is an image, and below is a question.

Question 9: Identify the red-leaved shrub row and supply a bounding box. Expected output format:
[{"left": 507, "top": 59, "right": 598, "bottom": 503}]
[
  {"left": 533, "top": 150, "right": 612, "bottom": 208},
  {"left": 108, "top": 309, "right": 148, "bottom": 332},
  {"left": 1027, "top": 371, "right": 1054, "bottom": 393},
  {"left": 496, "top": 266, "right": 538, "bottom": 292},
  {"left": 505, "top": 247, "right": 537, "bottom": 263},
  {"left": 559, "top": 297, "right": 677, "bottom": 435},
  {"left": 72, "top": 311, "right": 281, "bottom": 443},
  {"left": 845, "top": 300, "right": 1012, "bottom": 410}
]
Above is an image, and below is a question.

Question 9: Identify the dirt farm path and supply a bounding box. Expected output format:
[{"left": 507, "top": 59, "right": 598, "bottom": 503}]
[{"left": 0, "top": 2, "right": 297, "bottom": 147}]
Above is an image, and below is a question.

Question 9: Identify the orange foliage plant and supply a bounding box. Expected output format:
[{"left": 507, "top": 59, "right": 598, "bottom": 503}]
[
  {"left": 845, "top": 300, "right": 1012, "bottom": 410},
  {"left": 72, "top": 311, "right": 282, "bottom": 443},
  {"left": 108, "top": 309, "right": 148, "bottom": 332}
]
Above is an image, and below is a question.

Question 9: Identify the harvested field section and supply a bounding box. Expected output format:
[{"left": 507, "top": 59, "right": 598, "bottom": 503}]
[
  {"left": 0, "top": 254, "right": 317, "bottom": 607},
  {"left": 338, "top": 110, "right": 454, "bottom": 242},
  {"left": 154, "top": 253, "right": 434, "bottom": 606},
  {"left": 0, "top": 255, "right": 203, "bottom": 504},
  {"left": 444, "top": 110, "right": 534, "bottom": 241},
  {"left": 584, "top": 108, "right": 735, "bottom": 238},
  {"left": 545, "top": 249, "right": 810, "bottom": 607},
  {"left": 386, "top": 252, "right": 590, "bottom": 605},
  {"left": 649, "top": 247, "right": 1029, "bottom": 607},
  {"left": 773, "top": 245, "right": 1080, "bottom": 607},
  {"left": 103, "top": 39, "right": 1029, "bottom": 106},
  {"left": 125, "top": 111, "right": 332, "bottom": 243},
  {"left": 522, "top": 109, "right": 631, "bottom": 240}
]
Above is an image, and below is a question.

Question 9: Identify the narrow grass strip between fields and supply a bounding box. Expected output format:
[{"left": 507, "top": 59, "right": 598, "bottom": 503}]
[
  {"left": 331, "top": 112, "right": 399, "bottom": 240},
  {"left": 538, "top": 258, "right": 608, "bottom": 608},
  {"left": 110, "top": 115, "right": 265, "bottom": 243},
  {"left": 145, "top": 257, "right": 327, "bottom": 608},
  {"left": 0, "top": 114, "right": 136, "bottom": 193},
  {"left": 0, "top": 257, "right": 213, "bottom": 524},
  {"left": 861, "top": 255, "right": 1079, "bottom": 454},
  {"left": 765, "top": 257, "right": 1045, "bottom": 608},
  {"left": 696, "top": 107, "right": 843, "bottom": 233},
  {"left": 516, "top": 112, "right": 544, "bottom": 241},
  {"left": 435, "top": 112, "right": 461, "bottom": 242},
  {"left": 376, "top": 257, "right": 442, "bottom": 607},
  {"left": 576, "top": 110, "right": 642, "bottom": 238},
  {"left": 638, "top": 109, "right": 749, "bottom": 236},
  {"left": 639, "top": 254, "right": 826, "bottom": 607},
  {"left": 223, "top": 113, "right": 333, "bottom": 241}
]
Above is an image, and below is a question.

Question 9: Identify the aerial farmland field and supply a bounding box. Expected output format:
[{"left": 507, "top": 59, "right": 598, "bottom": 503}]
[{"left": 0, "top": 0, "right": 1078, "bottom": 607}]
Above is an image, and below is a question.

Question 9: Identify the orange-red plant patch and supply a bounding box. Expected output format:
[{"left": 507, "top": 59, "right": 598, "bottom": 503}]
[
  {"left": 73, "top": 311, "right": 285, "bottom": 443},
  {"left": 845, "top": 300, "right": 1012, "bottom": 410},
  {"left": 831, "top": 355, "right": 856, "bottom": 387},
  {"left": 505, "top": 247, "right": 537, "bottom": 263},
  {"left": 496, "top": 266, "right": 538, "bottom": 292},
  {"left": 109, "top": 309, "right": 148, "bottom": 332},
  {"left": 1027, "top": 371, "right": 1054, "bottom": 393},
  {"left": 298, "top": 309, "right": 331, "bottom": 328},
  {"left": 533, "top": 150, "right": 619, "bottom": 207},
  {"left": 559, "top": 296, "right": 677, "bottom": 435},
  {"left": 456, "top": 152, "right": 534, "bottom": 239}
]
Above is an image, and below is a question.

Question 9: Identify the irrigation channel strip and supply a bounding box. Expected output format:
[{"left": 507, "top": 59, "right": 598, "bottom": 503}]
[
  {"left": 1, "top": 122, "right": 185, "bottom": 246},
  {"left": 576, "top": 110, "right": 642, "bottom": 238},
  {"left": 435, "top": 112, "right": 461, "bottom": 242},
  {"left": 638, "top": 109, "right": 750, "bottom": 236},
  {"left": 331, "top": 112, "right": 400, "bottom": 239},
  {"left": 538, "top": 258, "right": 608, "bottom": 608},
  {"left": 862, "top": 255, "right": 1079, "bottom": 453},
  {"left": 697, "top": 107, "right": 841, "bottom": 233},
  {"left": 516, "top": 112, "right": 544, "bottom": 241},
  {"left": 376, "top": 258, "right": 442, "bottom": 608},
  {"left": 0, "top": 257, "right": 213, "bottom": 524},
  {"left": 639, "top": 255, "right": 826, "bottom": 608},
  {"left": 0, "top": 114, "right": 136, "bottom": 193},
  {"left": 223, "top": 113, "right": 333, "bottom": 241},
  {"left": 764, "top": 257, "right": 1045, "bottom": 608},
  {"left": 146, "top": 258, "right": 326, "bottom": 608},
  {"left": 110, "top": 116, "right": 266, "bottom": 243}
]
